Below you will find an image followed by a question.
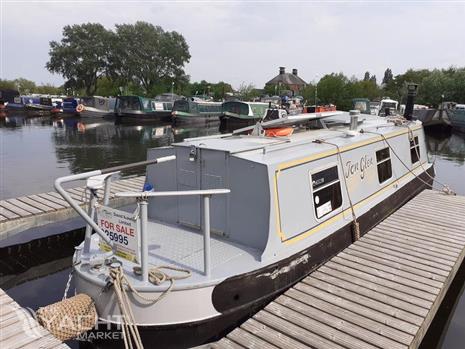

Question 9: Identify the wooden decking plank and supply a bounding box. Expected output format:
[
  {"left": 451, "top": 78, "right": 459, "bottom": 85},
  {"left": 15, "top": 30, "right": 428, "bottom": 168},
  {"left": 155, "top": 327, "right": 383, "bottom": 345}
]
[
  {"left": 355, "top": 240, "right": 452, "bottom": 272},
  {"left": 0, "top": 207, "right": 19, "bottom": 220},
  {"left": 27, "top": 195, "right": 64, "bottom": 210},
  {"left": 254, "top": 309, "right": 347, "bottom": 349},
  {"left": 383, "top": 215, "right": 465, "bottom": 242},
  {"left": 386, "top": 227, "right": 463, "bottom": 251},
  {"left": 330, "top": 257, "right": 440, "bottom": 295},
  {"left": 275, "top": 295, "right": 407, "bottom": 349},
  {"left": 226, "top": 327, "right": 280, "bottom": 349},
  {"left": 349, "top": 242, "right": 449, "bottom": 279},
  {"left": 37, "top": 193, "right": 69, "bottom": 207},
  {"left": 324, "top": 262, "right": 436, "bottom": 302},
  {"left": 0, "top": 214, "right": 7, "bottom": 222},
  {"left": 362, "top": 233, "right": 456, "bottom": 264},
  {"left": 266, "top": 301, "right": 379, "bottom": 349},
  {"left": 240, "top": 318, "right": 311, "bottom": 349},
  {"left": 311, "top": 270, "right": 429, "bottom": 317},
  {"left": 317, "top": 265, "right": 432, "bottom": 309},
  {"left": 303, "top": 276, "right": 424, "bottom": 326},
  {"left": 16, "top": 196, "right": 55, "bottom": 213},
  {"left": 293, "top": 282, "right": 419, "bottom": 335},
  {"left": 0, "top": 201, "right": 32, "bottom": 217},
  {"left": 59, "top": 190, "right": 85, "bottom": 204},
  {"left": 285, "top": 287, "right": 414, "bottom": 345},
  {"left": 404, "top": 201, "right": 465, "bottom": 219},
  {"left": 369, "top": 228, "right": 460, "bottom": 257},
  {"left": 392, "top": 210, "right": 465, "bottom": 233},
  {"left": 380, "top": 220, "right": 465, "bottom": 247},
  {"left": 5, "top": 199, "right": 43, "bottom": 215},
  {"left": 214, "top": 337, "right": 247, "bottom": 349}
]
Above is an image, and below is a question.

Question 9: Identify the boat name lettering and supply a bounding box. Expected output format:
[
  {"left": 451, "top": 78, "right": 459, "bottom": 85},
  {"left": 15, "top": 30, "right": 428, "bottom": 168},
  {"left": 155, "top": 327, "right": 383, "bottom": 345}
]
[{"left": 345, "top": 155, "right": 374, "bottom": 180}]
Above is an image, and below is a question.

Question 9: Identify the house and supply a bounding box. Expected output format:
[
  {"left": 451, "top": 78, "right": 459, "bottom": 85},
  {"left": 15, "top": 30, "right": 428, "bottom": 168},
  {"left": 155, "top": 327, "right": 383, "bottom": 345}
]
[{"left": 265, "top": 67, "right": 307, "bottom": 95}]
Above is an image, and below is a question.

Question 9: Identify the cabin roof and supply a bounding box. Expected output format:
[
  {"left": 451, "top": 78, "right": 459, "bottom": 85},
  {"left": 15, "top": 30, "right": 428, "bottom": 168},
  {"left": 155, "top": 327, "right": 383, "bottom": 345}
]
[{"left": 175, "top": 114, "right": 420, "bottom": 166}]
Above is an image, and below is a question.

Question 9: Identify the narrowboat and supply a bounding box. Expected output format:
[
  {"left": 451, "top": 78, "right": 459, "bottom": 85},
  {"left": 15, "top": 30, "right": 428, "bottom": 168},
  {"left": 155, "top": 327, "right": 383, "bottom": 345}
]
[
  {"left": 412, "top": 102, "right": 452, "bottom": 129},
  {"left": 0, "top": 89, "right": 20, "bottom": 110},
  {"left": 220, "top": 101, "right": 270, "bottom": 126},
  {"left": 378, "top": 97, "right": 399, "bottom": 116},
  {"left": 54, "top": 106, "right": 434, "bottom": 348},
  {"left": 448, "top": 103, "right": 465, "bottom": 133},
  {"left": 61, "top": 97, "right": 79, "bottom": 115},
  {"left": 78, "top": 96, "right": 116, "bottom": 118},
  {"left": 24, "top": 96, "right": 53, "bottom": 115},
  {"left": 171, "top": 97, "right": 222, "bottom": 123},
  {"left": 115, "top": 95, "right": 173, "bottom": 122}
]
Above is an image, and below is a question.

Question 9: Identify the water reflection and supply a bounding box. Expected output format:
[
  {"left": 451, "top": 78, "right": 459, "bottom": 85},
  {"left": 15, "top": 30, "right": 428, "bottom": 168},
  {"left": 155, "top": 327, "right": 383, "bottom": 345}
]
[{"left": 425, "top": 129, "right": 465, "bottom": 165}]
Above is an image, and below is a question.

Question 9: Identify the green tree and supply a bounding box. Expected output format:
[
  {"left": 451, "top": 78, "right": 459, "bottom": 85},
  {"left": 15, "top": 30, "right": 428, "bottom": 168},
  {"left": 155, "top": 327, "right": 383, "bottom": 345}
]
[
  {"left": 14, "top": 78, "right": 36, "bottom": 94},
  {"left": 237, "top": 83, "right": 259, "bottom": 101},
  {"left": 0, "top": 79, "right": 17, "bottom": 90},
  {"left": 46, "top": 23, "right": 113, "bottom": 95},
  {"left": 111, "top": 21, "right": 190, "bottom": 95},
  {"left": 363, "top": 71, "right": 370, "bottom": 81},
  {"left": 36, "top": 83, "right": 62, "bottom": 95},
  {"left": 382, "top": 68, "right": 394, "bottom": 85},
  {"left": 317, "top": 73, "right": 351, "bottom": 110}
]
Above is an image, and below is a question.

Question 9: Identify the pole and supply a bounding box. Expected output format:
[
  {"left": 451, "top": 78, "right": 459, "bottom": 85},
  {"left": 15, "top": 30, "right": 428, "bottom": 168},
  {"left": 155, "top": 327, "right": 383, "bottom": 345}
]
[
  {"left": 203, "top": 195, "right": 211, "bottom": 277},
  {"left": 140, "top": 200, "right": 149, "bottom": 283}
]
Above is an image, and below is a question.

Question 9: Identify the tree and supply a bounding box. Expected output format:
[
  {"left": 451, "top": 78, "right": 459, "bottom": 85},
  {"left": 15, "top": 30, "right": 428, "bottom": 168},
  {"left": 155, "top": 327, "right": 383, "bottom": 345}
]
[
  {"left": 111, "top": 22, "right": 190, "bottom": 95},
  {"left": 46, "top": 23, "right": 113, "bottom": 95},
  {"left": 14, "top": 78, "right": 36, "bottom": 94},
  {"left": 237, "top": 83, "right": 259, "bottom": 101},
  {"left": 0, "top": 79, "right": 18, "bottom": 90},
  {"left": 382, "top": 68, "right": 394, "bottom": 85},
  {"left": 363, "top": 71, "right": 370, "bottom": 81}
]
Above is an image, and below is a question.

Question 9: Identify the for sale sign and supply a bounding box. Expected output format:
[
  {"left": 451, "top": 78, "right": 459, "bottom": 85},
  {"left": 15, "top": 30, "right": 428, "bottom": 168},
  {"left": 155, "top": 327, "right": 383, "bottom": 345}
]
[{"left": 97, "top": 206, "right": 140, "bottom": 263}]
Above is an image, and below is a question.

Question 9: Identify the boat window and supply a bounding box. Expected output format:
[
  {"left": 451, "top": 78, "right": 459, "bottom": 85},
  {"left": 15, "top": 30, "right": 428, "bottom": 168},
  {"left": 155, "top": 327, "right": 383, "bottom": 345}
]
[
  {"left": 376, "top": 148, "right": 392, "bottom": 183},
  {"left": 250, "top": 104, "right": 268, "bottom": 117},
  {"left": 223, "top": 102, "right": 249, "bottom": 116},
  {"left": 311, "top": 166, "right": 342, "bottom": 219},
  {"left": 410, "top": 136, "right": 420, "bottom": 164}
]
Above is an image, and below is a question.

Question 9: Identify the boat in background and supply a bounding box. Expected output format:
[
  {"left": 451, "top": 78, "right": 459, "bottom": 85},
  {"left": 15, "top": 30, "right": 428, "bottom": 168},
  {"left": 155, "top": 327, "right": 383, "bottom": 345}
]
[
  {"left": 61, "top": 97, "right": 79, "bottom": 116},
  {"left": 412, "top": 102, "right": 452, "bottom": 129},
  {"left": 24, "top": 96, "right": 53, "bottom": 115},
  {"left": 0, "top": 89, "right": 20, "bottom": 111},
  {"left": 78, "top": 96, "right": 116, "bottom": 118},
  {"left": 115, "top": 95, "right": 173, "bottom": 122},
  {"left": 220, "top": 101, "right": 270, "bottom": 126},
  {"left": 378, "top": 97, "right": 399, "bottom": 116},
  {"left": 448, "top": 103, "right": 465, "bottom": 133},
  {"left": 352, "top": 98, "right": 371, "bottom": 114},
  {"left": 171, "top": 97, "right": 222, "bottom": 123}
]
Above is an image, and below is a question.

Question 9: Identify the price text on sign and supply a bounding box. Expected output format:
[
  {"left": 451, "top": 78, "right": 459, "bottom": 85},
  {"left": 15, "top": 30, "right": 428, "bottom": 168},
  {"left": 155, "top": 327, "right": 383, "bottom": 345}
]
[{"left": 97, "top": 206, "right": 140, "bottom": 262}]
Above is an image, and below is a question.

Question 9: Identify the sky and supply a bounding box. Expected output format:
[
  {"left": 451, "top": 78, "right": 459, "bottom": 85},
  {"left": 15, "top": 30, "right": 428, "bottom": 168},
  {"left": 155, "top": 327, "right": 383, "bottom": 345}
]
[{"left": 1, "top": 0, "right": 465, "bottom": 89}]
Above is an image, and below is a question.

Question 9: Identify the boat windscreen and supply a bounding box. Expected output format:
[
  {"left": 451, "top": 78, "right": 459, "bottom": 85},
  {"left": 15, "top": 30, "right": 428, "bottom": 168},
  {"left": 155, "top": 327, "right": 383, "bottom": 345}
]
[
  {"left": 118, "top": 96, "right": 141, "bottom": 110},
  {"left": 250, "top": 104, "right": 268, "bottom": 117},
  {"left": 223, "top": 101, "right": 249, "bottom": 115},
  {"left": 81, "top": 97, "right": 95, "bottom": 107}
]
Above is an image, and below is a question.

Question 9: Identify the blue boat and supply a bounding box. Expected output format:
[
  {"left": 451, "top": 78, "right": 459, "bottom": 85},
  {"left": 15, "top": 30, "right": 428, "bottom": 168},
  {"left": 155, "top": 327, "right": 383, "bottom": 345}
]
[
  {"left": 24, "top": 96, "right": 53, "bottom": 114},
  {"left": 62, "top": 97, "right": 79, "bottom": 115},
  {"left": 0, "top": 89, "right": 23, "bottom": 110}
]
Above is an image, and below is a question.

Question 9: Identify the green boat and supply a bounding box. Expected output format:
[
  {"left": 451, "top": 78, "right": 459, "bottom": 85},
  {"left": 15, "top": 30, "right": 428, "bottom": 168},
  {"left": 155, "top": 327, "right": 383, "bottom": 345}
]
[
  {"left": 220, "top": 101, "right": 270, "bottom": 126},
  {"left": 115, "top": 95, "right": 173, "bottom": 122},
  {"left": 171, "top": 97, "right": 222, "bottom": 123}
]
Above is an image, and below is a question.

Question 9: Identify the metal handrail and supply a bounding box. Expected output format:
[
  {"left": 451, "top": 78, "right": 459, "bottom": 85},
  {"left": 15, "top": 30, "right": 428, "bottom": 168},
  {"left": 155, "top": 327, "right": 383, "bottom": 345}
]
[
  {"left": 130, "top": 189, "right": 231, "bottom": 281},
  {"left": 54, "top": 155, "right": 176, "bottom": 250}
]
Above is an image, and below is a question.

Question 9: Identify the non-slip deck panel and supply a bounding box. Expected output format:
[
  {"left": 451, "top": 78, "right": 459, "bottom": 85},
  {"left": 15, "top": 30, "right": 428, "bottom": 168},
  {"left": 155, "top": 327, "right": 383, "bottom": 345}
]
[{"left": 206, "top": 190, "right": 465, "bottom": 349}]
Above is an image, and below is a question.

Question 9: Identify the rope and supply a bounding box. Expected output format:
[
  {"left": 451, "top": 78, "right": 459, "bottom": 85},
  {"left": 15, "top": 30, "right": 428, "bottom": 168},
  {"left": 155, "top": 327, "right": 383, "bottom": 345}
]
[
  {"left": 313, "top": 139, "right": 360, "bottom": 241},
  {"left": 360, "top": 129, "right": 456, "bottom": 195},
  {"left": 109, "top": 265, "right": 192, "bottom": 349}
]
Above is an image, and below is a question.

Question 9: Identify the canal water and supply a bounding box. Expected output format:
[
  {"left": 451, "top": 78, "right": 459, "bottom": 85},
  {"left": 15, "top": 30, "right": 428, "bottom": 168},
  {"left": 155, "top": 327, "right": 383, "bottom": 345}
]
[{"left": 0, "top": 114, "right": 464, "bottom": 348}]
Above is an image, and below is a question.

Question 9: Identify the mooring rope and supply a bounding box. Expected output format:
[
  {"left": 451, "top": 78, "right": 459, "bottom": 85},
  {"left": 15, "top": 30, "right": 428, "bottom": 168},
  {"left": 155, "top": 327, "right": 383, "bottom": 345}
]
[
  {"left": 313, "top": 139, "right": 361, "bottom": 241},
  {"left": 109, "top": 264, "right": 192, "bottom": 349},
  {"left": 361, "top": 129, "right": 456, "bottom": 195}
]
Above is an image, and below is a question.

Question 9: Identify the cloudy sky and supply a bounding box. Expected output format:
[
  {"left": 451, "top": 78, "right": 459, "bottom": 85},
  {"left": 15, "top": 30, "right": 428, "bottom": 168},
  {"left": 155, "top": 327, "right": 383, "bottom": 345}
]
[{"left": 1, "top": 0, "right": 464, "bottom": 89}]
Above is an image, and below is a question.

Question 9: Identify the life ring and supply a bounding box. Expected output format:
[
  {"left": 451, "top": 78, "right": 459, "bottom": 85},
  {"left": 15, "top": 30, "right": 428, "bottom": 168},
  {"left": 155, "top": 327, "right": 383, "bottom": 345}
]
[
  {"left": 76, "top": 104, "right": 85, "bottom": 112},
  {"left": 265, "top": 127, "right": 294, "bottom": 137}
]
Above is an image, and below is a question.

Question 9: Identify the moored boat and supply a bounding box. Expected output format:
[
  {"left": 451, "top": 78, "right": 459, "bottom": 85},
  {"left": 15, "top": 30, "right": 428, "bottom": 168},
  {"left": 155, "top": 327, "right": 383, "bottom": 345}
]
[
  {"left": 24, "top": 96, "right": 53, "bottom": 115},
  {"left": 54, "top": 104, "right": 435, "bottom": 347},
  {"left": 220, "top": 101, "right": 270, "bottom": 126},
  {"left": 412, "top": 102, "right": 452, "bottom": 128},
  {"left": 448, "top": 103, "right": 465, "bottom": 133},
  {"left": 115, "top": 95, "right": 173, "bottom": 122},
  {"left": 78, "top": 96, "right": 116, "bottom": 118},
  {"left": 171, "top": 97, "right": 222, "bottom": 124}
]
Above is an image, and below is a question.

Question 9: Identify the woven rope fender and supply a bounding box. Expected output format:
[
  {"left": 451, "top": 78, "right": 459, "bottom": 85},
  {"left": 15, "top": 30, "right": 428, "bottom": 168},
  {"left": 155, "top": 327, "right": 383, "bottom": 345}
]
[{"left": 36, "top": 293, "right": 98, "bottom": 341}]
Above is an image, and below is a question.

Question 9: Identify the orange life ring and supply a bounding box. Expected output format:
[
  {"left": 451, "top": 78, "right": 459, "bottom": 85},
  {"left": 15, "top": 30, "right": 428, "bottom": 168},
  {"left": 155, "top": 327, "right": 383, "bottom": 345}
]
[
  {"left": 76, "top": 104, "right": 85, "bottom": 112},
  {"left": 265, "top": 127, "right": 294, "bottom": 137}
]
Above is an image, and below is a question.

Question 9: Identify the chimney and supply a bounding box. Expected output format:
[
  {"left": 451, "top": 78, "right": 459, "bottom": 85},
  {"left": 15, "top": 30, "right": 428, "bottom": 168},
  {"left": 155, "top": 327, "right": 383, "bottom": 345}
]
[
  {"left": 279, "top": 67, "right": 285, "bottom": 75},
  {"left": 292, "top": 68, "right": 298, "bottom": 76}
]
